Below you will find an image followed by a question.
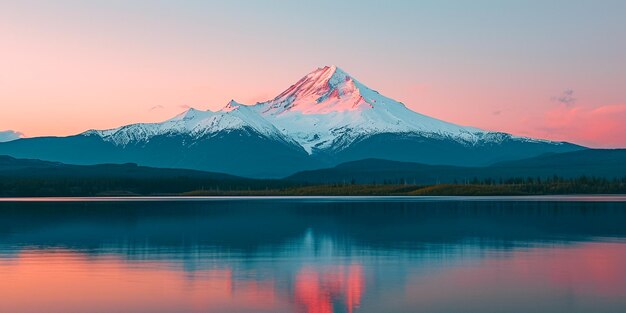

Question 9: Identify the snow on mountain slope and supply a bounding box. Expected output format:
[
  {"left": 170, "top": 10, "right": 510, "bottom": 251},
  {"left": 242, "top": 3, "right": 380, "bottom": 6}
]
[
  {"left": 253, "top": 66, "right": 527, "bottom": 153},
  {"left": 87, "top": 100, "right": 295, "bottom": 146},
  {"left": 86, "top": 65, "right": 561, "bottom": 154}
]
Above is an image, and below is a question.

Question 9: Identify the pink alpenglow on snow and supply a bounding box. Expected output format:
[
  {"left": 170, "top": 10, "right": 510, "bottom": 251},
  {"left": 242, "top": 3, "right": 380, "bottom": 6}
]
[{"left": 265, "top": 66, "right": 372, "bottom": 115}]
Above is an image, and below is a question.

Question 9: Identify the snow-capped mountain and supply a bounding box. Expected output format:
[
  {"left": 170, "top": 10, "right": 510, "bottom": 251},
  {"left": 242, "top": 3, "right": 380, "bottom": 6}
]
[
  {"left": 0, "top": 66, "right": 583, "bottom": 177},
  {"left": 90, "top": 65, "right": 553, "bottom": 153}
]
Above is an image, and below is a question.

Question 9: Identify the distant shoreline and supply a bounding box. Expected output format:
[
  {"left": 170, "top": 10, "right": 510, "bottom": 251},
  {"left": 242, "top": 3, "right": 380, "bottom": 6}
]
[
  {"left": 2, "top": 180, "right": 626, "bottom": 198},
  {"left": 2, "top": 195, "right": 626, "bottom": 203},
  {"left": 2, "top": 153, "right": 626, "bottom": 198}
]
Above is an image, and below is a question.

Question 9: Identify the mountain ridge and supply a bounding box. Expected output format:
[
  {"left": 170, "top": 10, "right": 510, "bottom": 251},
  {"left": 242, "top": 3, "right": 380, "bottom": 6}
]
[
  {"left": 286, "top": 149, "right": 626, "bottom": 184},
  {"left": 2, "top": 150, "right": 625, "bottom": 196},
  {"left": 0, "top": 65, "right": 584, "bottom": 177},
  {"left": 85, "top": 65, "right": 571, "bottom": 153}
]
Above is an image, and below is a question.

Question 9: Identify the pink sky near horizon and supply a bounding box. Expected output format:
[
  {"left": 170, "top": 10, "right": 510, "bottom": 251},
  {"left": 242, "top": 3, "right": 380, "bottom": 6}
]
[{"left": 1, "top": 1, "right": 625, "bottom": 148}]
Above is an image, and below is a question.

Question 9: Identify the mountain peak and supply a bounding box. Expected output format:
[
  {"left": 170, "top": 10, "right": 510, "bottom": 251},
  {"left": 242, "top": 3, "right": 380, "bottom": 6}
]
[
  {"left": 222, "top": 99, "right": 242, "bottom": 112},
  {"left": 314, "top": 65, "right": 345, "bottom": 76},
  {"left": 273, "top": 65, "right": 351, "bottom": 101},
  {"left": 261, "top": 65, "right": 369, "bottom": 115},
  {"left": 169, "top": 106, "right": 205, "bottom": 121},
  {"left": 305, "top": 65, "right": 350, "bottom": 86}
]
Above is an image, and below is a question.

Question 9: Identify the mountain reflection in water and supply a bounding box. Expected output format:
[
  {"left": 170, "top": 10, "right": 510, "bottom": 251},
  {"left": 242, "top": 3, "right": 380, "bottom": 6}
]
[{"left": 0, "top": 198, "right": 625, "bottom": 313}]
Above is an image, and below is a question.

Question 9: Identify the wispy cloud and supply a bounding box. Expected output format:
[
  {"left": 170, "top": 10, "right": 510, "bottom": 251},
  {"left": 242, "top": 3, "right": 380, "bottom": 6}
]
[
  {"left": 0, "top": 130, "right": 23, "bottom": 142},
  {"left": 552, "top": 89, "right": 576, "bottom": 107},
  {"left": 149, "top": 105, "right": 164, "bottom": 111}
]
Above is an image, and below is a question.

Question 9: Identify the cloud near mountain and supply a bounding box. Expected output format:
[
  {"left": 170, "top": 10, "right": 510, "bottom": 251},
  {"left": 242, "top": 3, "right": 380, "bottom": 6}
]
[{"left": 0, "top": 130, "right": 23, "bottom": 143}]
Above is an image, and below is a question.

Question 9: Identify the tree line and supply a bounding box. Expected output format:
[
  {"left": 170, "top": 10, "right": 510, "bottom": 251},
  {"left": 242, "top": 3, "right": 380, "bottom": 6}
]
[{"left": 1, "top": 175, "right": 625, "bottom": 197}]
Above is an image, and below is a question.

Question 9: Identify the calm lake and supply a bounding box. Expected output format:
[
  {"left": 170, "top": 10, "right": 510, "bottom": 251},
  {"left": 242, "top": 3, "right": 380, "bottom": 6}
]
[{"left": 1, "top": 197, "right": 626, "bottom": 313}]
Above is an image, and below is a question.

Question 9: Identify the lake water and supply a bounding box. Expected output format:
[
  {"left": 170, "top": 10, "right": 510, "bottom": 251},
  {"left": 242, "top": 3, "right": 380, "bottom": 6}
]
[{"left": 1, "top": 197, "right": 626, "bottom": 313}]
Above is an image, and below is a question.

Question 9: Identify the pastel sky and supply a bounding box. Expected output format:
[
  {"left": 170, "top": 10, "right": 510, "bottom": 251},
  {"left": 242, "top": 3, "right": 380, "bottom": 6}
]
[{"left": 1, "top": 0, "right": 625, "bottom": 148}]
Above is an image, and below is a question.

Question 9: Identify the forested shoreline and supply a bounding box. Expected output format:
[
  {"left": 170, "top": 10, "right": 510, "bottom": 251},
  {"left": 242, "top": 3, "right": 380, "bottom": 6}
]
[{"left": 1, "top": 175, "right": 625, "bottom": 197}]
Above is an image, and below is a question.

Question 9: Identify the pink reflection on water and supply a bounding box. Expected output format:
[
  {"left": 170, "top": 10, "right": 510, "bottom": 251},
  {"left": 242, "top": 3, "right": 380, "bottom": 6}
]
[
  {"left": 534, "top": 242, "right": 626, "bottom": 296},
  {"left": 2, "top": 242, "right": 625, "bottom": 313},
  {"left": 295, "top": 264, "right": 365, "bottom": 313},
  {"left": 0, "top": 250, "right": 365, "bottom": 313},
  {"left": 399, "top": 242, "right": 626, "bottom": 311},
  {"left": 0, "top": 250, "right": 286, "bottom": 313}
]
